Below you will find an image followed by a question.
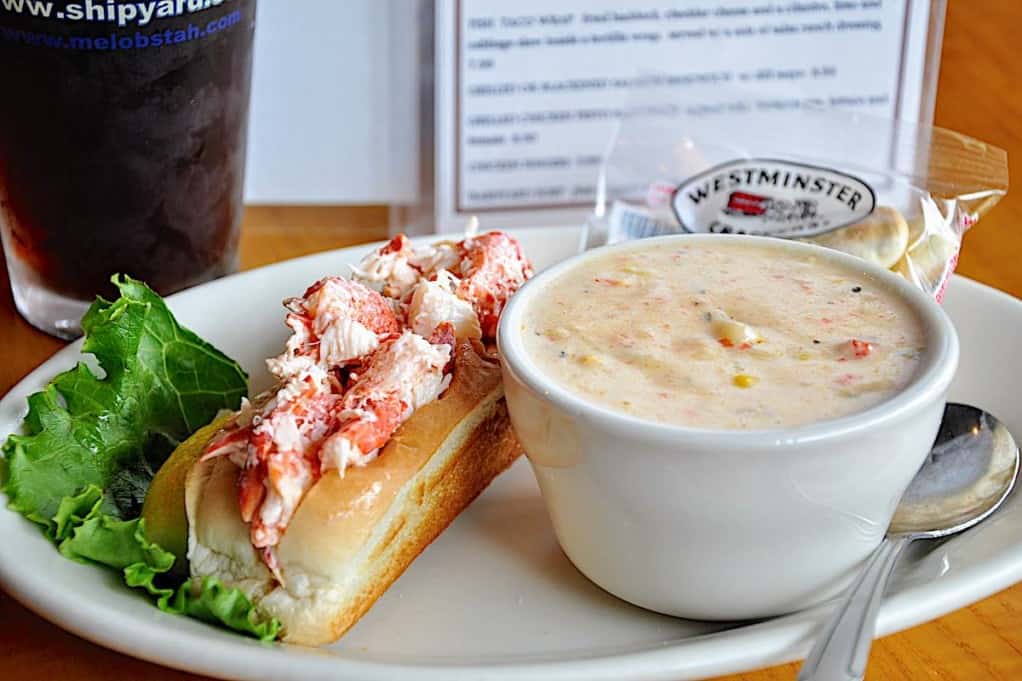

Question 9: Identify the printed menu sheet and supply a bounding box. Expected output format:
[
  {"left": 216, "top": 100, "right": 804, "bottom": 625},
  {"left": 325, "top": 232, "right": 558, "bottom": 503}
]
[{"left": 435, "top": 0, "right": 940, "bottom": 232}]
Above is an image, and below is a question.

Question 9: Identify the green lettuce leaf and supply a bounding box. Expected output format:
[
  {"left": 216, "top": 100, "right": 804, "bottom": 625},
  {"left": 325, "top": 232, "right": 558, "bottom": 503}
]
[
  {"left": 57, "top": 489, "right": 175, "bottom": 571},
  {"left": 57, "top": 485, "right": 280, "bottom": 641},
  {"left": 133, "top": 571, "right": 282, "bottom": 642},
  {"left": 1, "top": 275, "right": 248, "bottom": 527},
  {"left": 0, "top": 276, "right": 280, "bottom": 641}
]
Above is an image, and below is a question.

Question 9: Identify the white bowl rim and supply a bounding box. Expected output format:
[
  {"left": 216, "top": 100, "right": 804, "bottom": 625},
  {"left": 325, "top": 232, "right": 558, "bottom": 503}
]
[{"left": 497, "top": 233, "right": 960, "bottom": 448}]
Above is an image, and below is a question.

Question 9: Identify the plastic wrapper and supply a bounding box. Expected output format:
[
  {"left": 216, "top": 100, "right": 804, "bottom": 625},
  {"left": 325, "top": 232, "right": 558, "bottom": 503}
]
[{"left": 590, "top": 102, "right": 1007, "bottom": 302}]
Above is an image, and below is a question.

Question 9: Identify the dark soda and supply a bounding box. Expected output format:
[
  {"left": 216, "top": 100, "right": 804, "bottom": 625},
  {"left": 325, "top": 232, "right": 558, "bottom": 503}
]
[{"left": 0, "top": 0, "right": 255, "bottom": 329}]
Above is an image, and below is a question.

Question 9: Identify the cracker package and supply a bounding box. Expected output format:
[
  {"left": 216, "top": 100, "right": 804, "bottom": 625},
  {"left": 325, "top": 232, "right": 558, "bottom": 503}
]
[{"left": 590, "top": 103, "right": 1007, "bottom": 301}]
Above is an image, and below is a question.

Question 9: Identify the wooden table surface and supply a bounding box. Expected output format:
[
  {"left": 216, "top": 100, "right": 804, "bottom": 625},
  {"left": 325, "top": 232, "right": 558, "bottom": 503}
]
[{"left": 3, "top": 3, "right": 1022, "bottom": 679}]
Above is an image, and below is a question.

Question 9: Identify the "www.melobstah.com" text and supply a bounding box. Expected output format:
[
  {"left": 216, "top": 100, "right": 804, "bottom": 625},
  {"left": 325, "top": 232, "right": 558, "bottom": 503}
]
[{"left": 0, "top": 6, "right": 241, "bottom": 50}]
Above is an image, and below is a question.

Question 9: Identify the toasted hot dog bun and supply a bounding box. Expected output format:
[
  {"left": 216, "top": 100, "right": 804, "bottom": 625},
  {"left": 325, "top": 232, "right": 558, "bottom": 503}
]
[
  {"left": 142, "top": 413, "right": 235, "bottom": 573},
  {"left": 184, "top": 340, "right": 520, "bottom": 645}
]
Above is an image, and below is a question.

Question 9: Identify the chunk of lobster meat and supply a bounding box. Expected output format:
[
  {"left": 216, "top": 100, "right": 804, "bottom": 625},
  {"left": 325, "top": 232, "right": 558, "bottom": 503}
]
[
  {"left": 201, "top": 398, "right": 257, "bottom": 468},
  {"left": 243, "top": 368, "right": 338, "bottom": 547},
  {"left": 202, "top": 366, "right": 338, "bottom": 552},
  {"left": 319, "top": 330, "right": 454, "bottom": 475},
  {"left": 350, "top": 234, "right": 423, "bottom": 301},
  {"left": 248, "top": 445, "right": 318, "bottom": 548},
  {"left": 428, "top": 320, "right": 457, "bottom": 348},
  {"left": 267, "top": 276, "right": 402, "bottom": 379},
  {"left": 237, "top": 460, "right": 266, "bottom": 523},
  {"left": 456, "top": 232, "right": 533, "bottom": 338},
  {"left": 352, "top": 234, "right": 464, "bottom": 302},
  {"left": 428, "top": 321, "right": 458, "bottom": 374},
  {"left": 318, "top": 398, "right": 406, "bottom": 474},
  {"left": 408, "top": 270, "right": 482, "bottom": 340},
  {"left": 409, "top": 239, "right": 462, "bottom": 276}
]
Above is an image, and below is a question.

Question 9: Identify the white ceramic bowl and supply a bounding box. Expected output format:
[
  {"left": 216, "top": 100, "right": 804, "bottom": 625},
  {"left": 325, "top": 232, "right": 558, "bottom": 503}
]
[{"left": 497, "top": 234, "right": 960, "bottom": 621}]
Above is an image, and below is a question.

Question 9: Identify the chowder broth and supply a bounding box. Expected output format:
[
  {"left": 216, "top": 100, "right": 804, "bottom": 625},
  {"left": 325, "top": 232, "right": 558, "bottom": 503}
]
[{"left": 521, "top": 241, "right": 926, "bottom": 429}]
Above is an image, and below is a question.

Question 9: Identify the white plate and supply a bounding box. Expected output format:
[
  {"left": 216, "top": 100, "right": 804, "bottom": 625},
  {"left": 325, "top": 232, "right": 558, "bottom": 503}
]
[{"left": 1, "top": 225, "right": 1021, "bottom": 681}]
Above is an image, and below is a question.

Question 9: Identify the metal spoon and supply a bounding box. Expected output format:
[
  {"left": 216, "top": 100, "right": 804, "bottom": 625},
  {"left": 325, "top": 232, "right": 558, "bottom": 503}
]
[{"left": 798, "top": 402, "right": 1020, "bottom": 681}]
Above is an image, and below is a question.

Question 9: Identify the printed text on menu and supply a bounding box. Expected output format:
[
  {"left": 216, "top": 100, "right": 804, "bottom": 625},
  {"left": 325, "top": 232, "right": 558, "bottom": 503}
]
[{"left": 456, "top": 0, "right": 914, "bottom": 212}]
